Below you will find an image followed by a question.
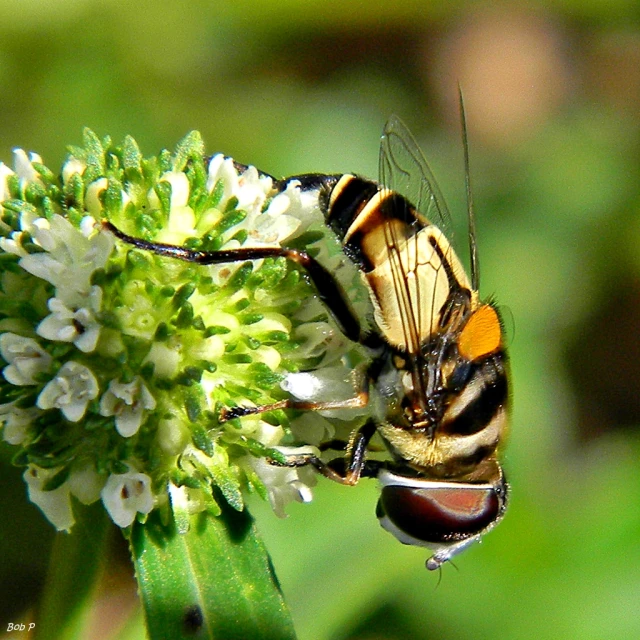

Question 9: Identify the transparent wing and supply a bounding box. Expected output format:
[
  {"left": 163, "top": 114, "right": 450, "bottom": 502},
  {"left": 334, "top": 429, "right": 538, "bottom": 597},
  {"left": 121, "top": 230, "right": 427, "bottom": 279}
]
[
  {"left": 376, "top": 114, "right": 474, "bottom": 413},
  {"left": 376, "top": 116, "right": 462, "bottom": 363},
  {"left": 379, "top": 115, "right": 454, "bottom": 237}
]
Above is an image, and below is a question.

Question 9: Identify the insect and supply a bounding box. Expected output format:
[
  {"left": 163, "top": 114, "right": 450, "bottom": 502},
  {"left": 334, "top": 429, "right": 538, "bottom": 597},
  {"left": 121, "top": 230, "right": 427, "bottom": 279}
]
[{"left": 104, "top": 98, "right": 509, "bottom": 570}]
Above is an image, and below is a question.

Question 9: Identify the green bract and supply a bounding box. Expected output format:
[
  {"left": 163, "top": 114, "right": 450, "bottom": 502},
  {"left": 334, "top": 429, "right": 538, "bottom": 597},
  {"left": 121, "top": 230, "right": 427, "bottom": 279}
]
[{"left": 0, "top": 129, "right": 366, "bottom": 530}]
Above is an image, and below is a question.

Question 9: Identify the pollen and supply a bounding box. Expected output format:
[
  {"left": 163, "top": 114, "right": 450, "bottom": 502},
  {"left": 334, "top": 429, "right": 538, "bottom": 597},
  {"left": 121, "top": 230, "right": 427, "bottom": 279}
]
[{"left": 458, "top": 304, "right": 502, "bottom": 361}]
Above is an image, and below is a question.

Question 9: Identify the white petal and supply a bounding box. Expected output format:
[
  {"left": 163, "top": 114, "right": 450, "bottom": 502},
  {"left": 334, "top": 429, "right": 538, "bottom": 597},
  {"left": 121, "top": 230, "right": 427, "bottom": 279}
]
[
  {"left": 115, "top": 407, "right": 143, "bottom": 437},
  {"left": 37, "top": 314, "right": 76, "bottom": 342},
  {"left": 0, "top": 333, "right": 51, "bottom": 385},
  {"left": 250, "top": 446, "right": 318, "bottom": 518},
  {"left": 99, "top": 391, "right": 119, "bottom": 416},
  {"left": 74, "top": 326, "right": 100, "bottom": 353},
  {"left": 80, "top": 216, "right": 98, "bottom": 237},
  {"left": 24, "top": 466, "right": 74, "bottom": 531},
  {"left": 139, "top": 384, "right": 156, "bottom": 410},
  {"left": 61, "top": 400, "right": 88, "bottom": 422},
  {"left": 68, "top": 464, "right": 104, "bottom": 505},
  {"left": 13, "top": 149, "right": 42, "bottom": 184},
  {"left": 62, "top": 158, "right": 86, "bottom": 183},
  {"left": 0, "top": 162, "right": 15, "bottom": 204},
  {"left": 19, "top": 253, "right": 66, "bottom": 284},
  {"left": 85, "top": 178, "right": 108, "bottom": 215},
  {"left": 0, "top": 406, "right": 37, "bottom": 445},
  {"left": 0, "top": 235, "right": 27, "bottom": 257},
  {"left": 206, "top": 155, "right": 236, "bottom": 203},
  {"left": 160, "top": 171, "right": 190, "bottom": 208}
]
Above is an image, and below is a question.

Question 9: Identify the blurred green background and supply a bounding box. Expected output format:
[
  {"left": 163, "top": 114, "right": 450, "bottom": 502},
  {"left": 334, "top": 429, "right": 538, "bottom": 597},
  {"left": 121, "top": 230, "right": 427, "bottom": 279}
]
[{"left": 1, "top": 1, "right": 640, "bottom": 639}]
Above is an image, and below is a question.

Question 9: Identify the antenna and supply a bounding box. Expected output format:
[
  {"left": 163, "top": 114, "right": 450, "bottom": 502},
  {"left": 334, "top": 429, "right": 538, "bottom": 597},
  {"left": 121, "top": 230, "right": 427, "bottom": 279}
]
[{"left": 458, "top": 86, "right": 479, "bottom": 291}]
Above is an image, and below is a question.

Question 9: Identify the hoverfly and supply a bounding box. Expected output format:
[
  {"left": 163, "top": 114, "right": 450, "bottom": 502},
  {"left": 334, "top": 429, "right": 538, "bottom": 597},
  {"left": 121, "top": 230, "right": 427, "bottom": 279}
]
[{"left": 104, "top": 98, "right": 509, "bottom": 570}]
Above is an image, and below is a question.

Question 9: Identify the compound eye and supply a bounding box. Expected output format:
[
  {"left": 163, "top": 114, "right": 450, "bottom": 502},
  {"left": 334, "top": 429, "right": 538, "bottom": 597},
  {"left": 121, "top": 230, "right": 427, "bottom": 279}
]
[{"left": 378, "top": 483, "right": 502, "bottom": 543}]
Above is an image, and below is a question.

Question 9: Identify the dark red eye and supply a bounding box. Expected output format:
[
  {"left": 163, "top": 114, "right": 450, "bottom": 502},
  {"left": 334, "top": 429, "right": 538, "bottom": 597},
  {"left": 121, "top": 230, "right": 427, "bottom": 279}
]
[{"left": 377, "top": 483, "right": 502, "bottom": 543}]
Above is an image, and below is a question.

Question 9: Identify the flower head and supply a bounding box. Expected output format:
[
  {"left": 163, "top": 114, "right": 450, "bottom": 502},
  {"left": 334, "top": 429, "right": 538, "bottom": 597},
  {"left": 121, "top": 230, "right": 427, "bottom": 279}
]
[{"left": 0, "top": 129, "right": 367, "bottom": 531}]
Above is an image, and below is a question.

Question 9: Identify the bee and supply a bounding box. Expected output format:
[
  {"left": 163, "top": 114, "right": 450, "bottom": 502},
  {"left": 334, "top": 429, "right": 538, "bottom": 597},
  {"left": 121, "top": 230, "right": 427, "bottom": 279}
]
[{"left": 104, "top": 98, "right": 509, "bottom": 570}]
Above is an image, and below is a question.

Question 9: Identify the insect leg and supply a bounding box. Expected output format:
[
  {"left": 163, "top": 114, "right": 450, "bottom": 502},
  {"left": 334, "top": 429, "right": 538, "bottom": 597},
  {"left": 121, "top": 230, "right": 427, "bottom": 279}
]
[
  {"left": 268, "top": 419, "right": 379, "bottom": 485},
  {"left": 103, "top": 220, "right": 368, "bottom": 345},
  {"left": 220, "top": 389, "right": 369, "bottom": 421},
  {"left": 318, "top": 438, "right": 352, "bottom": 452},
  {"left": 219, "top": 361, "right": 372, "bottom": 421}
]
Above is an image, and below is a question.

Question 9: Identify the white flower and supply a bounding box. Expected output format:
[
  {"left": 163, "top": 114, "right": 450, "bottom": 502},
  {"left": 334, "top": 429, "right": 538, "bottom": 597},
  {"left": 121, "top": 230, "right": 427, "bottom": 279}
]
[
  {"left": 260, "top": 181, "right": 305, "bottom": 230},
  {"left": 206, "top": 155, "right": 273, "bottom": 219},
  {"left": 85, "top": 178, "right": 108, "bottom": 215},
  {"left": 243, "top": 181, "right": 302, "bottom": 246},
  {"left": 289, "top": 412, "right": 335, "bottom": 447},
  {"left": 101, "top": 470, "right": 154, "bottom": 527},
  {"left": 0, "top": 162, "right": 15, "bottom": 211},
  {"left": 19, "top": 214, "right": 113, "bottom": 298},
  {"left": 0, "top": 210, "right": 42, "bottom": 256},
  {"left": 99, "top": 377, "right": 156, "bottom": 437},
  {"left": 0, "top": 405, "right": 38, "bottom": 445},
  {"left": 0, "top": 333, "right": 52, "bottom": 385},
  {"left": 24, "top": 465, "right": 75, "bottom": 531},
  {"left": 150, "top": 171, "right": 197, "bottom": 242},
  {"left": 228, "top": 171, "right": 302, "bottom": 248},
  {"left": 206, "top": 155, "right": 240, "bottom": 204},
  {"left": 235, "top": 164, "right": 274, "bottom": 216},
  {"left": 290, "top": 321, "right": 340, "bottom": 361},
  {"left": 282, "top": 365, "right": 367, "bottom": 414},
  {"left": 0, "top": 232, "right": 27, "bottom": 257},
  {"left": 36, "top": 287, "right": 103, "bottom": 353},
  {"left": 67, "top": 463, "right": 104, "bottom": 505},
  {"left": 61, "top": 157, "right": 86, "bottom": 183},
  {"left": 13, "top": 149, "right": 43, "bottom": 185},
  {"left": 36, "top": 361, "right": 99, "bottom": 422},
  {"left": 84, "top": 178, "right": 131, "bottom": 216},
  {"left": 250, "top": 446, "right": 319, "bottom": 518},
  {"left": 160, "top": 171, "right": 190, "bottom": 209},
  {"left": 24, "top": 463, "right": 103, "bottom": 532}
]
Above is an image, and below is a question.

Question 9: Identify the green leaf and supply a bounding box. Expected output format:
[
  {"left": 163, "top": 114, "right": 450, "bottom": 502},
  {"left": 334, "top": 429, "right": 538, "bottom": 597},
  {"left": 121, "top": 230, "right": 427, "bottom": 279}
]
[{"left": 130, "top": 503, "right": 297, "bottom": 640}]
